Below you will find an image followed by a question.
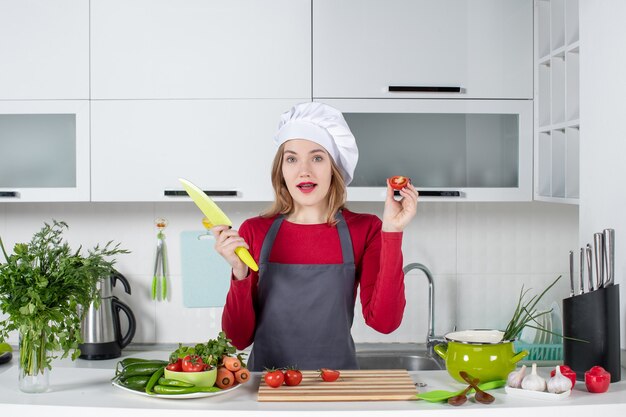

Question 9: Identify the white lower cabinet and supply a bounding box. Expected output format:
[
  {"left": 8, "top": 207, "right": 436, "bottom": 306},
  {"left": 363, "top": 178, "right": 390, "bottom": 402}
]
[
  {"left": 319, "top": 99, "right": 533, "bottom": 202},
  {"left": 91, "top": 99, "right": 305, "bottom": 202},
  {"left": 0, "top": 100, "right": 90, "bottom": 202}
]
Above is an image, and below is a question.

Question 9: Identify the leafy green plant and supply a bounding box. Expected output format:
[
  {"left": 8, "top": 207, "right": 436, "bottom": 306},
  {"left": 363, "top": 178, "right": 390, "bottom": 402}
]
[
  {"left": 502, "top": 275, "right": 561, "bottom": 341},
  {"left": 0, "top": 220, "right": 128, "bottom": 376}
]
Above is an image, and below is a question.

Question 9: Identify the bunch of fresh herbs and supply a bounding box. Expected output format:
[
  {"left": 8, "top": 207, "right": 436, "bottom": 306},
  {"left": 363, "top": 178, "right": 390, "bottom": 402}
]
[{"left": 0, "top": 220, "right": 128, "bottom": 375}]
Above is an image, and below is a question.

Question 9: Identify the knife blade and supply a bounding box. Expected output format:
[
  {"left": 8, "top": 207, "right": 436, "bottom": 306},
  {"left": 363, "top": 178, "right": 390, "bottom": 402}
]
[
  {"left": 603, "top": 228, "right": 615, "bottom": 287},
  {"left": 568, "top": 250, "right": 575, "bottom": 297},
  {"left": 579, "top": 248, "right": 585, "bottom": 295},
  {"left": 586, "top": 244, "right": 594, "bottom": 291},
  {"left": 179, "top": 178, "right": 259, "bottom": 272},
  {"left": 594, "top": 232, "right": 604, "bottom": 289}
]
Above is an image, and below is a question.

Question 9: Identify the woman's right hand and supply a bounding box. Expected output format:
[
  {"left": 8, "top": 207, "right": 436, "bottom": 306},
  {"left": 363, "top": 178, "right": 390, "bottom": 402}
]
[{"left": 211, "top": 225, "right": 250, "bottom": 280}]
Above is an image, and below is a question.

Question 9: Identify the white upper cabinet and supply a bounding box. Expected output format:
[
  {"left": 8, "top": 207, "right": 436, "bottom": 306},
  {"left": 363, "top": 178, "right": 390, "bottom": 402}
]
[
  {"left": 90, "top": 0, "right": 311, "bottom": 99},
  {"left": 0, "top": 0, "right": 89, "bottom": 99},
  {"left": 313, "top": 0, "right": 533, "bottom": 99},
  {"left": 0, "top": 100, "right": 90, "bottom": 202},
  {"left": 91, "top": 99, "right": 302, "bottom": 202}
]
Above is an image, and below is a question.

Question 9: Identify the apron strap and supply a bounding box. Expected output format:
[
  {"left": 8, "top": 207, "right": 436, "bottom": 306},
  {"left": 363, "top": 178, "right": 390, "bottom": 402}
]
[{"left": 259, "top": 211, "right": 354, "bottom": 265}]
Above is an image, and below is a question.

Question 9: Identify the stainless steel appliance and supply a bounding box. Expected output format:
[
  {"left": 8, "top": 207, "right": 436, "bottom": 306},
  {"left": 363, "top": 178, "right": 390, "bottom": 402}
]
[{"left": 79, "top": 272, "right": 136, "bottom": 360}]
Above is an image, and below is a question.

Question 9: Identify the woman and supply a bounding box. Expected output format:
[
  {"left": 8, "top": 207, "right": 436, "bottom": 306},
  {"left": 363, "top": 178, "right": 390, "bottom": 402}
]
[{"left": 213, "top": 102, "right": 419, "bottom": 371}]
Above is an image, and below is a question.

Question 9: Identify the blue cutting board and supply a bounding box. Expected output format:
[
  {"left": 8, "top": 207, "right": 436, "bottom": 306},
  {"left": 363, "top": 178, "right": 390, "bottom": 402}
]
[{"left": 180, "top": 230, "right": 232, "bottom": 308}]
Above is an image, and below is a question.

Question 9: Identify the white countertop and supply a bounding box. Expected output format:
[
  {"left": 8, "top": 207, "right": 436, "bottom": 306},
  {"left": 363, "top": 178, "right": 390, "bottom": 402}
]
[{"left": 1, "top": 350, "right": 626, "bottom": 417}]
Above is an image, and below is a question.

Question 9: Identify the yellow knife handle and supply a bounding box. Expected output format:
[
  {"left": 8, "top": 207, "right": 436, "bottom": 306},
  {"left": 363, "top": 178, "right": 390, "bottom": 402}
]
[{"left": 235, "top": 247, "right": 259, "bottom": 272}]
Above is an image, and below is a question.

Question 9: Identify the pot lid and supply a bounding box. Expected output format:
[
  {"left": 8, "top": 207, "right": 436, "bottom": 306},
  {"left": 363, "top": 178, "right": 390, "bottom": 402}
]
[{"left": 444, "top": 329, "right": 510, "bottom": 344}]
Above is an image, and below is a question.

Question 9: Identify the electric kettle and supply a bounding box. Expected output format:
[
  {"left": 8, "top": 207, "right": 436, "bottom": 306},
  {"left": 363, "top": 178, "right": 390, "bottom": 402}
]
[{"left": 79, "top": 272, "right": 136, "bottom": 360}]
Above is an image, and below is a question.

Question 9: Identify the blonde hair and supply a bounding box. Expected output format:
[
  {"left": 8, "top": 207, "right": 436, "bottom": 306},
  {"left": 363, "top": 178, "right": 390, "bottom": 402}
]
[{"left": 262, "top": 143, "right": 347, "bottom": 226}]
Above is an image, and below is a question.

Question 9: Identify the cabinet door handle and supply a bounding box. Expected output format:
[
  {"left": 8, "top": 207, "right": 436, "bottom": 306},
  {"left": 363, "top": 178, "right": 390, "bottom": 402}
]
[
  {"left": 164, "top": 190, "right": 238, "bottom": 197},
  {"left": 388, "top": 86, "right": 462, "bottom": 93},
  {"left": 394, "top": 190, "right": 461, "bottom": 197},
  {"left": 0, "top": 191, "right": 19, "bottom": 198}
]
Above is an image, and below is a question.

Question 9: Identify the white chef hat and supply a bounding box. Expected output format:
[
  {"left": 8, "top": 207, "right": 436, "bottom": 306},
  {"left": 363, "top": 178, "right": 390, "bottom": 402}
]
[{"left": 274, "top": 102, "right": 359, "bottom": 185}]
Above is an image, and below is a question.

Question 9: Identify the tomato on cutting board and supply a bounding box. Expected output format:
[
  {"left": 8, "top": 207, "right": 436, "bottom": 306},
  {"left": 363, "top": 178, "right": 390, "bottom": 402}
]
[
  {"left": 264, "top": 368, "right": 285, "bottom": 388},
  {"left": 319, "top": 368, "right": 340, "bottom": 382},
  {"left": 388, "top": 175, "right": 410, "bottom": 190},
  {"left": 284, "top": 368, "right": 303, "bottom": 386}
]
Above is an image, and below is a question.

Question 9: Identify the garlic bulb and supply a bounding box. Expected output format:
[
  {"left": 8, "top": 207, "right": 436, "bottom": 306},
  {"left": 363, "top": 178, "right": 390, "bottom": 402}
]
[
  {"left": 507, "top": 364, "right": 527, "bottom": 388},
  {"left": 547, "top": 365, "right": 573, "bottom": 393},
  {"left": 521, "top": 363, "right": 547, "bottom": 391}
]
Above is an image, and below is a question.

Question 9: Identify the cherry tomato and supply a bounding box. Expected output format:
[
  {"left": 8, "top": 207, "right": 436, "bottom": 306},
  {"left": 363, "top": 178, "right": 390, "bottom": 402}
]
[
  {"left": 264, "top": 369, "right": 285, "bottom": 388},
  {"left": 585, "top": 365, "right": 610, "bottom": 393},
  {"left": 550, "top": 364, "right": 577, "bottom": 388},
  {"left": 284, "top": 368, "right": 303, "bottom": 386},
  {"left": 181, "top": 354, "right": 205, "bottom": 372},
  {"left": 319, "top": 368, "right": 340, "bottom": 382},
  {"left": 388, "top": 175, "right": 410, "bottom": 190},
  {"left": 166, "top": 358, "right": 183, "bottom": 372}
]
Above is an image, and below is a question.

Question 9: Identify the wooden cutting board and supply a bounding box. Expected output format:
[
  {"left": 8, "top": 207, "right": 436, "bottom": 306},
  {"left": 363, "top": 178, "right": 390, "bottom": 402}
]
[{"left": 257, "top": 369, "right": 418, "bottom": 402}]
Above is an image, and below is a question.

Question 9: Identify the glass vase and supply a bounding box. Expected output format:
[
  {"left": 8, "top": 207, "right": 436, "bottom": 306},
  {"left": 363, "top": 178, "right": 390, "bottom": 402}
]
[{"left": 18, "top": 328, "right": 49, "bottom": 393}]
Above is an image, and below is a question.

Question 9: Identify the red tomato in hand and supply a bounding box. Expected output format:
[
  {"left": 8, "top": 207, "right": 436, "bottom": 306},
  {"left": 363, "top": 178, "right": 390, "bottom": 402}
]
[
  {"left": 319, "top": 368, "right": 340, "bottom": 382},
  {"left": 264, "top": 369, "right": 285, "bottom": 388},
  {"left": 284, "top": 368, "right": 303, "bottom": 386},
  {"left": 181, "top": 354, "right": 205, "bottom": 372},
  {"left": 166, "top": 358, "right": 183, "bottom": 372},
  {"left": 585, "top": 366, "right": 611, "bottom": 393},
  {"left": 550, "top": 365, "right": 577, "bottom": 388},
  {"left": 388, "top": 175, "right": 410, "bottom": 190}
]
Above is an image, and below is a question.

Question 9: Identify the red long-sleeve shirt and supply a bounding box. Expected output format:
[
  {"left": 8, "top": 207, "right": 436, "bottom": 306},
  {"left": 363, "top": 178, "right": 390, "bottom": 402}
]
[{"left": 221, "top": 209, "right": 406, "bottom": 350}]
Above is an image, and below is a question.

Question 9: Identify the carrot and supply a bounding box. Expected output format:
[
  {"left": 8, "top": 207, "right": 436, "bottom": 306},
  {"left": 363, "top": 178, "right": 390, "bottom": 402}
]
[
  {"left": 216, "top": 367, "right": 235, "bottom": 389},
  {"left": 222, "top": 355, "right": 241, "bottom": 372},
  {"left": 234, "top": 367, "right": 250, "bottom": 384}
]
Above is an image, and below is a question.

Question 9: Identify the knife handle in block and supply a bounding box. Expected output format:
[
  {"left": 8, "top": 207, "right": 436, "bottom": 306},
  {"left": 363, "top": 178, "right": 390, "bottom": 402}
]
[{"left": 235, "top": 247, "right": 259, "bottom": 272}]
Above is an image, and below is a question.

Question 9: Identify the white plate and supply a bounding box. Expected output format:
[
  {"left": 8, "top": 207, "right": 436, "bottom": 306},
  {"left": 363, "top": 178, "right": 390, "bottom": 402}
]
[
  {"left": 505, "top": 385, "right": 571, "bottom": 400},
  {"left": 111, "top": 380, "right": 242, "bottom": 399},
  {"left": 533, "top": 314, "right": 545, "bottom": 344}
]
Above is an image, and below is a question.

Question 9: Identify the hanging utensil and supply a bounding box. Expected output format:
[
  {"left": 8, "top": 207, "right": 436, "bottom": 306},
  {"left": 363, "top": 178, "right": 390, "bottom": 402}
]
[
  {"left": 603, "top": 228, "right": 615, "bottom": 287},
  {"left": 151, "top": 218, "right": 168, "bottom": 301},
  {"left": 594, "top": 232, "right": 604, "bottom": 289}
]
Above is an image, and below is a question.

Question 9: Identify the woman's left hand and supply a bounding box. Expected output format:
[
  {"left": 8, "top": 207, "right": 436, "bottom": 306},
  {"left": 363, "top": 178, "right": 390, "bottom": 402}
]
[{"left": 382, "top": 180, "right": 419, "bottom": 232}]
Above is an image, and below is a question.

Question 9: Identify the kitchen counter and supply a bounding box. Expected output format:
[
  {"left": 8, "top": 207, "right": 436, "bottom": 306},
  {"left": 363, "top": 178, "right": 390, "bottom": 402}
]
[{"left": 1, "top": 350, "right": 626, "bottom": 417}]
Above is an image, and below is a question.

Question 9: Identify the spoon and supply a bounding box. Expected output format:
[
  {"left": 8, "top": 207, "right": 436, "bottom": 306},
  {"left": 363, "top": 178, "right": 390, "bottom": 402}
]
[
  {"left": 415, "top": 379, "right": 506, "bottom": 402},
  {"left": 447, "top": 378, "right": 478, "bottom": 406},
  {"left": 459, "top": 371, "right": 496, "bottom": 404}
]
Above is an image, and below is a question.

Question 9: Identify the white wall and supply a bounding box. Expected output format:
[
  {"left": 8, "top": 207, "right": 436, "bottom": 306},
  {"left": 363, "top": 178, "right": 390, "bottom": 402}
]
[
  {"left": 579, "top": 0, "right": 626, "bottom": 349},
  {"left": 0, "top": 201, "right": 577, "bottom": 346}
]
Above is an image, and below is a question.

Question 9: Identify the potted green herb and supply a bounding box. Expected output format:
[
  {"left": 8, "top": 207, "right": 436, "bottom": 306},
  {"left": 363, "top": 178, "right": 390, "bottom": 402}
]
[{"left": 0, "top": 220, "right": 128, "bottom": 393}]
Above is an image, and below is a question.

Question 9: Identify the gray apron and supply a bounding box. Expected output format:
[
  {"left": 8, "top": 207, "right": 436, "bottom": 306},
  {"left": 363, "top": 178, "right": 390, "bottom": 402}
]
[{"left": 247, "top": 212, "right": 358, "bottom": 371}]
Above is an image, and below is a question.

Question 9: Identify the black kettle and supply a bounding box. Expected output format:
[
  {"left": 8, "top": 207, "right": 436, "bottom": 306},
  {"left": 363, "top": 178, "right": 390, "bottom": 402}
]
[{"left": 79, "top": 272, "right": 137, "bottom": 360}]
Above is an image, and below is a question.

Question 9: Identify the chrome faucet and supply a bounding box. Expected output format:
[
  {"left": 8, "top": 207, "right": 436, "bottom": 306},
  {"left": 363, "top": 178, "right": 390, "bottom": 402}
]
[{"left": 403, "top": 262, "right": 446, "bottom": 366}]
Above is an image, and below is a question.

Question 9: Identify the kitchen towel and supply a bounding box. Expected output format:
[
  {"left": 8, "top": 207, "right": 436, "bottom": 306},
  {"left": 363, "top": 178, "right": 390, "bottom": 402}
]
[{"left": 180, "top": 230, "right": 232, "bottom": 308}]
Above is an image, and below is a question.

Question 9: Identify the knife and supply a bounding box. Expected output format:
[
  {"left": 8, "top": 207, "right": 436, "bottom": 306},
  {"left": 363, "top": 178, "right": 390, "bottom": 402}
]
[
  {"left": 594, "top": 232, "right": 604, "bottom": 289},
  {"left": 579, "top": 248, "right": 585, "bottom": 295},
  {"left": 586, "top": 244, "right": 594, "bottom": 291},
  {"left": 179, "top": 178, "right": 259, "bottom": 272},
  {"left": 568, "top": 250, "right": 575, "bottom": 297},
  {"left": 603, "top": 228, "right": 615, "bottom": 287}
]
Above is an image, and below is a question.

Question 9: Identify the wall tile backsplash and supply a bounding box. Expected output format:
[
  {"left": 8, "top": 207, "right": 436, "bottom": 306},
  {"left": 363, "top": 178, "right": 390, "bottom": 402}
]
[{"left": 0, "top": 201, "right": 578, "bottom": 346}]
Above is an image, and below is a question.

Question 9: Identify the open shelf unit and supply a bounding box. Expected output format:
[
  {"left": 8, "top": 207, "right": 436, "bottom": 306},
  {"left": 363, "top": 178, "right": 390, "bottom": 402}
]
[{"left": 534, "top": 0, "right": 580, "bottom": 204}]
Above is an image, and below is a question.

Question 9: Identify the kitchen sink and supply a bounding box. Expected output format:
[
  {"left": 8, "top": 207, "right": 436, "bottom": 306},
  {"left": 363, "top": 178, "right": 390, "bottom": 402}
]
[{"left": 356, "top": 351, "right": 443, "bottom": 371}]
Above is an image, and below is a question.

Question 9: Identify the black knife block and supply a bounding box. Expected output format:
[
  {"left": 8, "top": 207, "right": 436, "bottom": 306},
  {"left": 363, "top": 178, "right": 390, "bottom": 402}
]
[{"left": 562, "top": 284, "right": 621, "bottom": 382}]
